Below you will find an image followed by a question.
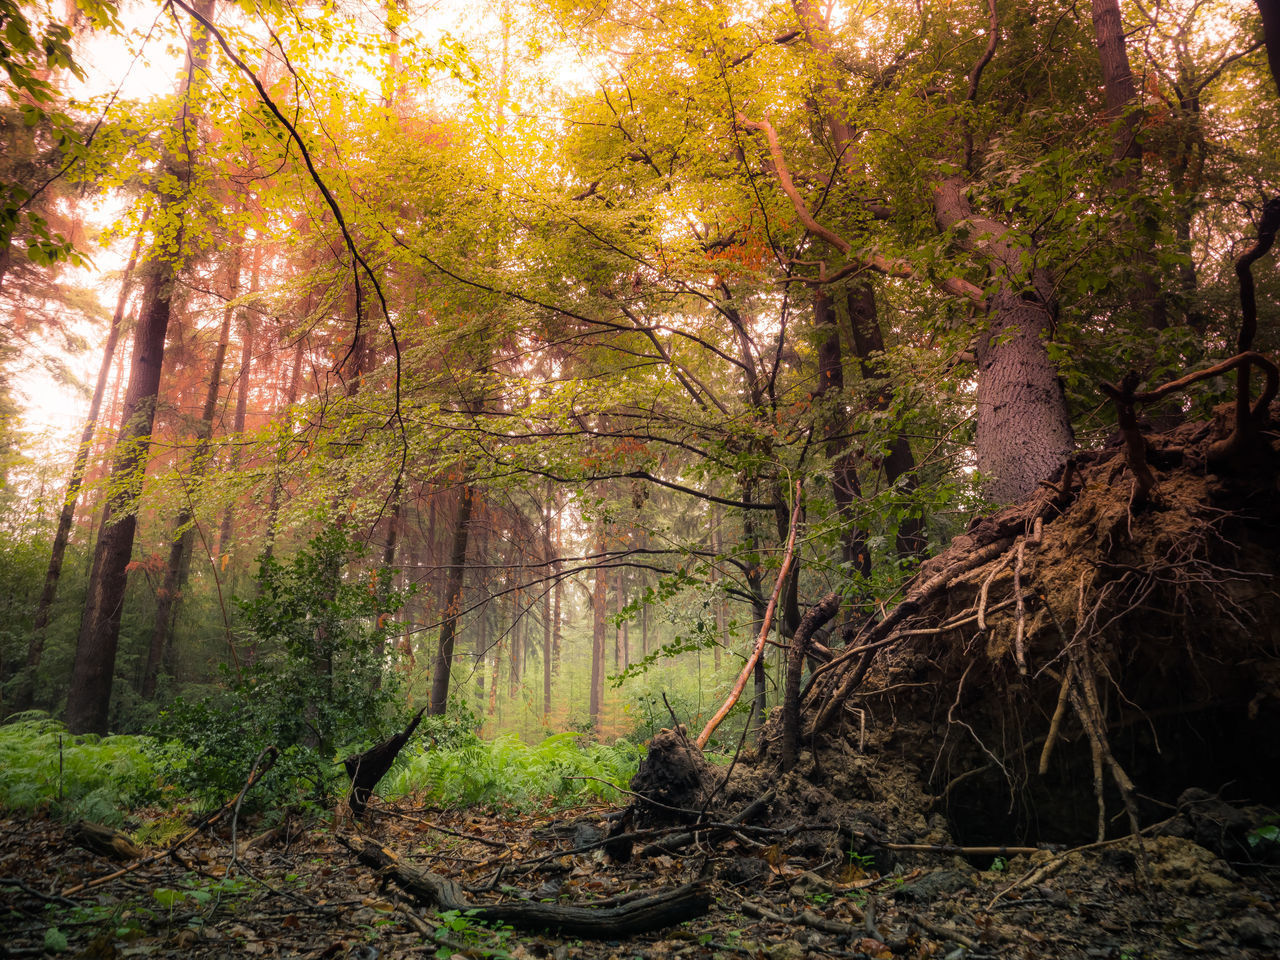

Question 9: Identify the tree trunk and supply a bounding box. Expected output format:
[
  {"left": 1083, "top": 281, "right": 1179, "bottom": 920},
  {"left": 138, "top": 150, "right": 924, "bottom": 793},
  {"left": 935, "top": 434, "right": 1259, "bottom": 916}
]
[
  {"left": 429, "top": 482, "right": 474, "bottom": 715},
  {"left": 67, "top": 0, "right": 215, "bottom": 732},
  {"left": 590, "top": 530, "right": 608, "bottom": 729},
  {"left": 967, "top": 292, "right": 1075, "bottom": 502},
  {"left": 844, "top": 281, "right": 926, "bottom": 556},
  {"left": 1089, "top": 0, "right": 1166, "bottom": 329},
  {"left": 552, "top": 507, "right": 563, "bottom": 674},
  {"left": 473, "top": 519, "right": 489, "bottom": 704},
  {"left": 1090, "top": 0, "right": 1141, "bottom": 165},
  {"left": 509, "top": 585, "right": 523, "bottom": 695},
  {"left": 371, "top": 490, "right": 402, "bottom": 690},
  {"left": 217, "top": 242, "right": 261, "bottom": 556},
  {"left": 813, "top": 289, "right": 870, "bottom": 576},
  {"left": 14, "top": 219, "right": 146, "bottom": 711},
  {"left": 542, "top": 494, "right": 553, "bottom": 719},
  {"left": 141, "top": 236, "right": 240, "bottom": 700},
  {"left": 259, "top": 337, "right": 304, "bottom": 572},
  {"left": 933, "top": 176, "right": 1074, "bottom": 502}
]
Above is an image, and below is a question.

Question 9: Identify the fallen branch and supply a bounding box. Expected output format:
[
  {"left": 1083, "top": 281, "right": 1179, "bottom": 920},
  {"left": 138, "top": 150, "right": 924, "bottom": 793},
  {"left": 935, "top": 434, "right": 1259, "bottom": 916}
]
[{"left": 350, "top": 841, "right": 711, "bottom": 938}]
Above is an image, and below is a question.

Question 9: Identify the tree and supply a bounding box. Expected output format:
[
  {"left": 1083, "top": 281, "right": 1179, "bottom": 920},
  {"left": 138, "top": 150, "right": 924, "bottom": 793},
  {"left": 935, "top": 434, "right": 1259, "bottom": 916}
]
[{"left": 66, "top": 0, "right": 216, "bottom": 733}]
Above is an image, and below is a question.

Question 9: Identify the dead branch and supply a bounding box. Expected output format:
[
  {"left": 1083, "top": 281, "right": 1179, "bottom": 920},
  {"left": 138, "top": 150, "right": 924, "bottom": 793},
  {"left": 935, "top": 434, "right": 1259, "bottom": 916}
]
[
  {"left": 697, "top": 482, "right": 802, "bottom": 749},
  {"left": 63, "top": 745, "right": 278, "bottom": 897},
  {"left": 343, "top": 706, "right": 426, "bottom": 818},
  {"left": 350, "top": 840, "right": 711, "bottom": 938}
]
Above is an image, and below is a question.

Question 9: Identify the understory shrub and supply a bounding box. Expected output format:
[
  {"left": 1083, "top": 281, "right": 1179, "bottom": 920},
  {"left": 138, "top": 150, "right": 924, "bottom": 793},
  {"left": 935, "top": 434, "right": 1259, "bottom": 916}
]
[{"left": 154, "top": 529, "right": 410, "bottom": 810}]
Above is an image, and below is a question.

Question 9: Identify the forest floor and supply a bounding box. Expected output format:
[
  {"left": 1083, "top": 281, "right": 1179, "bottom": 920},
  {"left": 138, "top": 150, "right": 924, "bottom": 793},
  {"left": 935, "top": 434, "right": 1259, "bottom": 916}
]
[{"left": 2, "top": 767, "right": 1278, "bottom": 960}]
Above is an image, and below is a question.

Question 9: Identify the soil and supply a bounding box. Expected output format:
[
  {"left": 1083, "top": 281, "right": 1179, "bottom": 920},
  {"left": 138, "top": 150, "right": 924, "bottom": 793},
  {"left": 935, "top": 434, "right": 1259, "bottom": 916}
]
[{"left": 1, "top": 778, "right": 1277, "bottom": 960}]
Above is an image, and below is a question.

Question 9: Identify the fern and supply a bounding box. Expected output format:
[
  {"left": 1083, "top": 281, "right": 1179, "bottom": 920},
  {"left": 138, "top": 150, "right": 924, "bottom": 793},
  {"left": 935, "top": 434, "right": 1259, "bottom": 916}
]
[
  {"left": 0, "top": 714, "right": 172, "bottom": 825},
  {"left": 385, "top": 732, "right": 641, "bottom": 810}
]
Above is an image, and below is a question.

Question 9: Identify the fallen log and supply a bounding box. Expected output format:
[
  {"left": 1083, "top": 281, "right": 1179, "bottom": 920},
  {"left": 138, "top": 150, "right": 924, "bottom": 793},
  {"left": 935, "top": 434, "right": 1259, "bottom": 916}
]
[
  {"left": 350, "top": 840, "right": 711, "bottom": 938},
  {"left": 68, "top": 821, "right": 144, "bottom": 861}
]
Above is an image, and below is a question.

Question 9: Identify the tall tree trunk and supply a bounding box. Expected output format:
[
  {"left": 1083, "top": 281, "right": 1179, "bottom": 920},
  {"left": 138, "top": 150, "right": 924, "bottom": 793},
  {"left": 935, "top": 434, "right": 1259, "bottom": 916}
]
[
  {"left": 487, "top": 631, "right": 500, "bottom": 717},
  {"left": 1091, "top": 0, "right": 1141, "bottom": 166},
  {"left": 14, "top": 219, "right": 146, "bottom": 711},
  {"left": 791, "top": 0, "right": 926, "bottom": 556},
  {"left": 541, "top": 489, "right": 554, "bottom": 720},
  {"left": 65, "top": 0, "right": 215, "bottom": 734},
  {"left": 473, "top": 520, "right": 489, "bottom": 703},
  {"left": 552, "top": 503, "right": 562, "bottom": 674},
  {"left": 370, "top": 489, "right": 402, "bottom": 690},
  {"left": 259, "top": 337, "right": 304, "bottom": 572},
  {"left": 813, "top": 290, "right": 869, "bottom": 576},
  {"left": 509, "top": 584, "right": 523, "bottom": 695},
  {"left": 429, "top": 482, "right": 474, "bottom": 715},
  {"left": 589, "top": 529, "right": 607, "bottom": 729},
  {"left": 844, "top": 282, "right": 927, "bottom": 556},
  {"left": 217, "top": 242, "right": 260, "bottom": 556},
  {"left": 1089, "top": 0, "right": 1166, "bottom": 329},
  {"left": 142, "top": 237, "right": 240, "bottom": 699},
  {"left": 933, "top": 176, "right": 1074, "bottom": 502}
]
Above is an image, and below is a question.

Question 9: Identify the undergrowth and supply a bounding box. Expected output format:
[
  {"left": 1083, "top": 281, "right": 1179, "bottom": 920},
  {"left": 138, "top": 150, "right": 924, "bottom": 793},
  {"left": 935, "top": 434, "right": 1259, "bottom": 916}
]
[
  {"left": 386, "top": 730, "right": 642, "bottom": 809},
  {"left": 0, "top": 713, "right": 643, "bottom": 826},
  {"left": 0, "top": 713, "right": 170, "bottom": 826}
]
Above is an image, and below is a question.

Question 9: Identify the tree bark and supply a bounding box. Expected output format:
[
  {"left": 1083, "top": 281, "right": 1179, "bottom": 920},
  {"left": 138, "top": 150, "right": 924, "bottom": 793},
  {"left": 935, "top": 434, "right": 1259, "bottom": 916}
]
[
  {"left": 217, "top": 242, "right": 260, "bottom": 556},
  {"left": 813, "top": 289, "right": 869, "bottom": 576},
  {"left": 1091, "top": 0, "right": 1141, "bottom": 165},
  {"left": 14, "top": 219, "right": 146, "bottom": 711},
  {"left": 66, "top": 0, "right": 216, "bottom": 733},
  {"left": 429, "top": 482, "right": 474, "bottom": 715},
  {"left": 933, "top": 176, "right": 1074, "bottom": 502},
  {"left": 141, "top": 236, "right": 240, "bottom": 699},
  {"left": 1089, "top": 0, "right": 1166, "bottom": 329},
  {"left": 259, "top": 337, "right": 304, "bottom": 572},
  {"left": 542, "top": 489, "right": 554, "bottom": 719},
  {"left": 844, "top": 281, "right": 926, "bottom": 556}
]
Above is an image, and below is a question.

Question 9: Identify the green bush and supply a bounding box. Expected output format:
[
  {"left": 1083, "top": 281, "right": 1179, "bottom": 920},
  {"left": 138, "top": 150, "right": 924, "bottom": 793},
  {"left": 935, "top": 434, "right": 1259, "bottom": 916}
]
[
  {"left": 153, "top": 528, "right": 410, "bottom": 810},
  {"left": 0, "top": 713, "right": 171, "bottom": 825}
]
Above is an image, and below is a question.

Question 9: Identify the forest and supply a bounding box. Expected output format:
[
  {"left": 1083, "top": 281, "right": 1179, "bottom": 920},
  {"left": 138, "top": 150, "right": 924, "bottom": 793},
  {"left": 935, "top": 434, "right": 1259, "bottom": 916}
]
[{"left": 2, "top": 0, "right": 1280, "bottom": 956}]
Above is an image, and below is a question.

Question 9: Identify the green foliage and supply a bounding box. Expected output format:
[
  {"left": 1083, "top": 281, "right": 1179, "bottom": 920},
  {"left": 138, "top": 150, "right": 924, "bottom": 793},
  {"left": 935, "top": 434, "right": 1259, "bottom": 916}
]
[
  {"left": 433, "top": 909, "right": 515, "bottom": 959},
  {"left": 0, "top": 715, "right": 168, "bottom": 825},
  {"left": 386, "top": 730, "right": 641, "bottom": 809},
  {"left": 154, "top": 528, "right": 409, "bottom": 809}
]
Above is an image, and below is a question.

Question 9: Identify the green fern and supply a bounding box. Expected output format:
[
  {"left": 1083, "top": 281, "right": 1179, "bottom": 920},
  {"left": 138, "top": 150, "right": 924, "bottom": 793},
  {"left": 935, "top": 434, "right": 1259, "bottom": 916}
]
[
  {"left": 0, "top": 714, "right": 172, "bottom": 825},
  {"left": 385, "top": 732, "right": 640, "bottom": 810}
]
